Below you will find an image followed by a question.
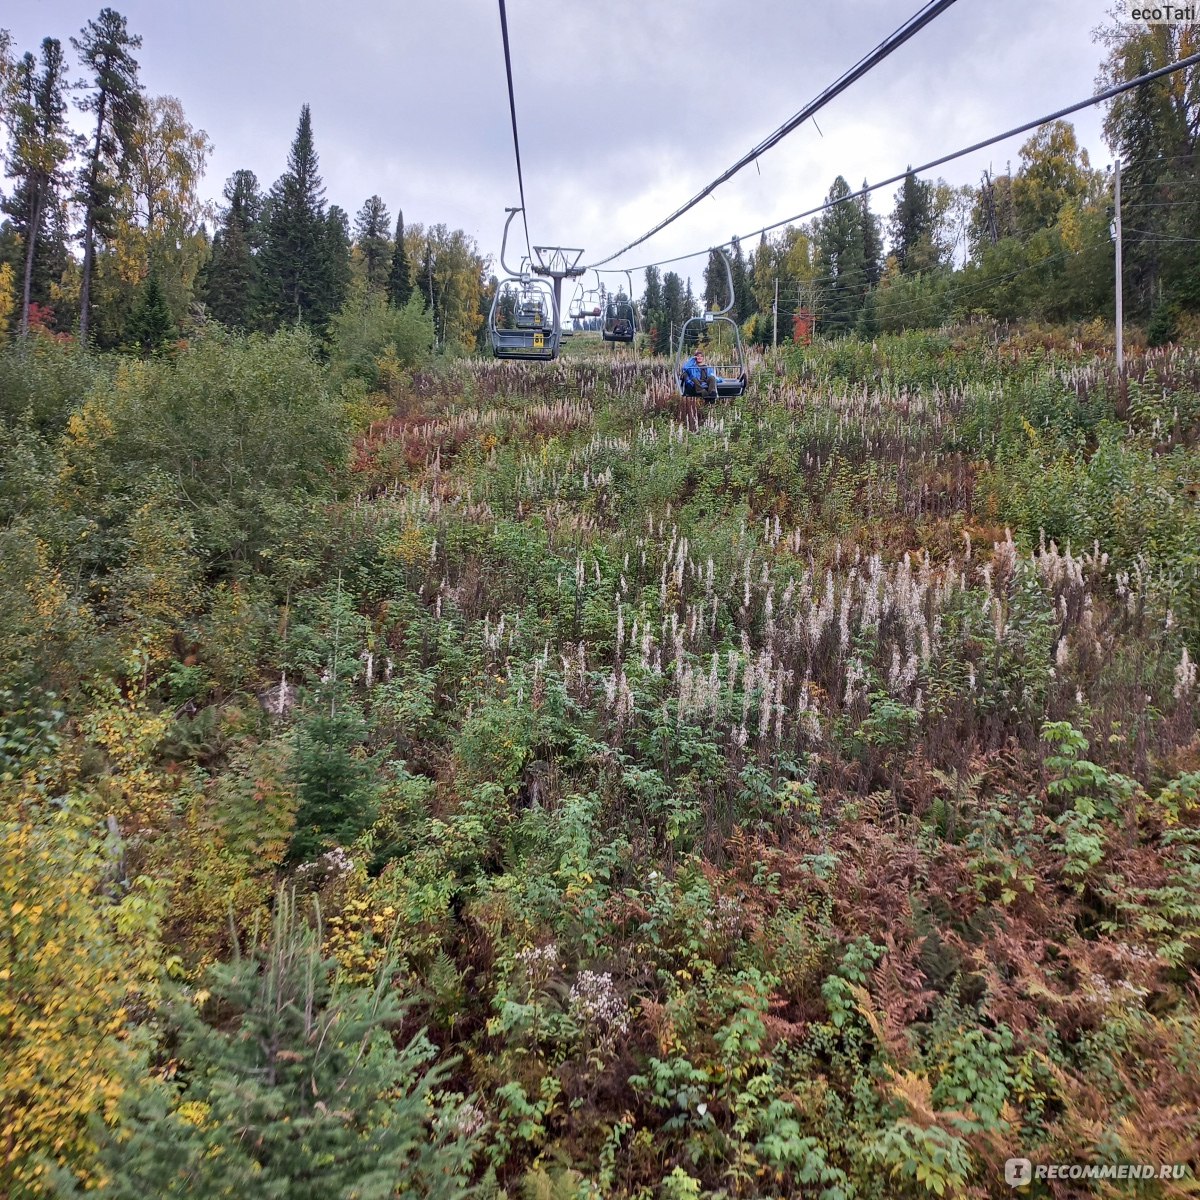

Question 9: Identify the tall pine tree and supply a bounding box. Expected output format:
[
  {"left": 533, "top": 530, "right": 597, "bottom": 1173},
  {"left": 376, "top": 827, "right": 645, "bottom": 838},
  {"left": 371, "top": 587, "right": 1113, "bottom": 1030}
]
[
  {"left": 203, "top": 169, "right": 263, "bottom": 330},
  {"left": 386, "top": 209, "right": 411, "bottom": 307},
  {"left": 889, "top": 170, "right": 936, "bottom": 275},
  {"left": 260, "top": 104, "right": 331, "bottom": 330},
  {"left": 729, "top": 236, "right": 753, "bottom": 323},
  {"left": 3, "top": 39, "right": 73, "bottom": 336},
  {"left": 642, "top": 265, "right": 664, "bottom": 352},
  {"left": 72, "top": 7, "right": 144, "bottom": 345},
  {"left": 660, "top": 271, "right": 688, "bottom": 355},
  {"left": 860, "top": 180, "right": 883, "bottom": 289},
  {"left": 353, "top": 195, "right": 390, "bottom": 294},
  {"left": 813, "top": 175, "right": 867, "bottom": 335},
  {"left": 323, "top": 204, "right": 352, "bottom": 322}
]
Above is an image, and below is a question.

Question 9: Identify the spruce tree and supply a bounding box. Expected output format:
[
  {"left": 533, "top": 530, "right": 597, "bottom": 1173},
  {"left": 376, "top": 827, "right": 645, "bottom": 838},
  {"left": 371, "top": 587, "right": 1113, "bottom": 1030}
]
[
  {"left": 89, "top": 894, "right": 479, "bottom": 1198},
  {"left": 125, "top": 274, "right": 173, "bottom": 355},
  {"left": 813, "top": 175, "right": 867, "bottom": 335},
  {"left": 386, "top": 209, "right": 411, "bottom": 307},
  {"left": 861, "top": 181, "right": 883, "bottom": 289},
  {"left": 322, "top": 204, "right": 352, "bottom": 325},
  {"left": 643, "top": 265, "right": 664, "bottom": 351},
  {"left": 729, "top": 235, "right": 753, "bottom": 323},
  {"left": 889, "top": 170, "right": 935, "bottom": 275},
  {"left": 414, "top": 238, "right": 436, "bottom": 342},
  {"left": 661, "top": 271, "right": 687, "bottom": 355},
  {"left": 702, "top": 249, "right": 724, "bottom": 311},
  {"left": 260, "top": 104, "right": 330, "bottom": 330},
  {"left": 203, "top": 169, "right": 262, "bottom": 330},
  {"left": 353, "top": 194, "right": 390, "bottom": 294},
  {"left": 71, "top": 7, "right": 144, "bottom": 345}
]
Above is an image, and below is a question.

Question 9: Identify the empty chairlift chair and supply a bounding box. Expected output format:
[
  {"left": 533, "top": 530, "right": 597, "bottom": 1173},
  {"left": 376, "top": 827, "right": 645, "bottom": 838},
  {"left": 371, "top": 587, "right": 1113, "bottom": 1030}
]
[
  {"left": 568, "top": 281, "right": 603, "bottom": 331},
  {"left": 490, "top": 277, "right": 561, "bottom": 361}
]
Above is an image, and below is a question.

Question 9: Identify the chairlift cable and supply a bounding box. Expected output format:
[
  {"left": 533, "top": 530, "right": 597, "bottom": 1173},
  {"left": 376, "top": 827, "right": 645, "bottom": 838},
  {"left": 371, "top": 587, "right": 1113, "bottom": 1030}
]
[
  {"left": 613, "top": 50, "right": 1200, "bottom": 276},
  {"left": 585, "top": 0, "right": 962, "bottom": 270},
  {"left": 497, "top": 0, "right": 533, "bottom": 265}
]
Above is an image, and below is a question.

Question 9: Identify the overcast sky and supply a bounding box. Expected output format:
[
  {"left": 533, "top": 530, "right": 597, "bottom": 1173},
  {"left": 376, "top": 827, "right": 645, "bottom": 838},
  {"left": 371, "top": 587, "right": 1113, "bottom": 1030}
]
[{"left": 11, "top": 1, "right": 1119, "bottom": 286}]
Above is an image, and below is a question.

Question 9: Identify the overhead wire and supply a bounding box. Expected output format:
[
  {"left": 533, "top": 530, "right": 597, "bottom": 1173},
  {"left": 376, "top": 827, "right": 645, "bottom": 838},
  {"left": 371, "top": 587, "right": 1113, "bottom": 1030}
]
[
  {"left": 608, "top": 49, "right": 1200, "bottom": 277},
  {"left": 584, "top": 0, "right": 962, "bottom": 270},
  {"left": 497, "top": 0, "right": 532, "bottom": 265}
]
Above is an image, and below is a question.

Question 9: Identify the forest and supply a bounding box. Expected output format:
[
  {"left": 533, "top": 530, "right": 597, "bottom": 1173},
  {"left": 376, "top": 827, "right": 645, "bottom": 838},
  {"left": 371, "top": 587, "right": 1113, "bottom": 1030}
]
[{"left": 2, "top": 8, "right": 1200, "bottom": 1200}]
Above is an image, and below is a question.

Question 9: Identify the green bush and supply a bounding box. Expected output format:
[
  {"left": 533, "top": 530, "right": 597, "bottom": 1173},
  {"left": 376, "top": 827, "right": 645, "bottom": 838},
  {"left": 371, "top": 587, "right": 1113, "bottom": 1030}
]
[
  {"left": 328, "top": 287, "right": 434, "bottom": 390},
  {"left": 80, "top": 327, "right": 348, "bottom": 565},
  {"left": 0, "top": 336, "right": 105, "bottom": 434}
]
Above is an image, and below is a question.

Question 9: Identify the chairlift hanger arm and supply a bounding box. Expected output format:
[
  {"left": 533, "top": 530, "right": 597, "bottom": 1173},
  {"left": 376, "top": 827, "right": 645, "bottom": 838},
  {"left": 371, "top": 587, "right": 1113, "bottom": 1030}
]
[
  {"left": 500, "top": 207, "right": 526, "bottom": 278},
  {"left": 711, "top": 247, "right": 734, "bottom": 318}
]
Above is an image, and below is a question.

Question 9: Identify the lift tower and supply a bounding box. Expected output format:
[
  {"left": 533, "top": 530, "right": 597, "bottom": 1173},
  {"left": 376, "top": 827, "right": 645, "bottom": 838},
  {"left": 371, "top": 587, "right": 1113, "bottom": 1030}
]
[{"left": 500, "top": 208, "right": 587, "bottom": 337}]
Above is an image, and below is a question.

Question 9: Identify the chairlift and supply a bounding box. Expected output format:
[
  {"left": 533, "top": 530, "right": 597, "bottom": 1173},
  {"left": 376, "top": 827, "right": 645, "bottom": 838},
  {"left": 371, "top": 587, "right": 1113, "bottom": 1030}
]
[
  {"left": 489, "top": 208, "right": 562, "bottom": 361},
  {"left": 568, "top": 279, "right": 603, "bottom": 327},
  {"left": 490, "top": 276, "right": 560, "bottom": 360},
  {"left": 674, "top": 248, "right": 747, "bottom": 399},
  {"left": 602, "top": 271, "right": 638, "bottom": 343}
]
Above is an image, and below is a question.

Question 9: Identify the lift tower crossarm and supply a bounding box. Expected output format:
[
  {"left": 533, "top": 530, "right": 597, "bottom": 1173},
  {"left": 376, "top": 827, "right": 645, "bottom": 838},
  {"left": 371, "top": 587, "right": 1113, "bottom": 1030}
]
[{"left": 529, "top": 245, "right": 587, "bottom": 337}]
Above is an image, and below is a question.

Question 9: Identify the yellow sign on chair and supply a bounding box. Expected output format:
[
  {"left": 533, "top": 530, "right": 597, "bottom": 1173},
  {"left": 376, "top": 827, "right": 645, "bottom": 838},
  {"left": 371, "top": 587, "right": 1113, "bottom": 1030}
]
[{"left": 533, "top": 333, "right": 544, "bottom": 348}]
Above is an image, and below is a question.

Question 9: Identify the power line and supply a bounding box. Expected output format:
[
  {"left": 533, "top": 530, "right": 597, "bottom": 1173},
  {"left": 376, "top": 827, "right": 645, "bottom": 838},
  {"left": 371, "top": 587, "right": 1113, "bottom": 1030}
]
[
  {"left": 584, "top": 0, "right": 961, "bottom": 270},
  {"left": 497, "top": 0, "right": 532, "bottom": 265},
  {"left": 611, "top": 49, "right": 1200, "bottom": 276},
  {"left": 1124, "top": 228, "right": 1200, "bottom": 244}
]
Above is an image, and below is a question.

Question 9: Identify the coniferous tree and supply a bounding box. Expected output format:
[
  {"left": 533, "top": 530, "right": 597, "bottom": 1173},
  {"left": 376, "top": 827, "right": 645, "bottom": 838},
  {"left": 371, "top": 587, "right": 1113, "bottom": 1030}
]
[
  {"left": 203, "top": 169, "right": 263, "bottom": 330},
  {"left": 260, "top": 104, "right": 331, "bottom": 330},
  {"left": 729, "top": 235, "right": 753, "bottom": 323},
  {"left": 661, "top": 271, "right": 688, "bottom": 355},
  {"left": 322, "top": 204, "right": 352, "bottom": 325},
  {"left": 124, "top": 273, "right": 173, "bottom": 355},
  {"left": 642, "top": 265, "right": 664, "bottom": 351},
  {"left": 889, "top": 170, "right": 936, "bottom": 275},
  {"left": 88, "top": 895, "right": 479, "bottom": 1198},
  {"left": 702, "top": 249, "right": 724, "bottom": 312},
  {"left": 3, "top": 40, "right": 73, "bottom": 337},
  {"left": 749, "top": 233, "right": 778, "bottom": 318},
  {"left": 414, "top": 238, "right": 436, "bottom": 347},
  {"left": 386, "top": 209, "right": 411, "bottom": 307},
  {"left": 72, "top": 7, "right": 144, "bottom": 345},
  {"left": 353, "top": 195, "right": 390, "bottom": 294},
  {"left": 813, "top": 175, "right": 867, "bottom": 335},
  {"left": 861, "top": 181, "right": 884, "bottom": 289},
  {"left": 1099, "top": 23, "right": 1199, "bottom": 313}
]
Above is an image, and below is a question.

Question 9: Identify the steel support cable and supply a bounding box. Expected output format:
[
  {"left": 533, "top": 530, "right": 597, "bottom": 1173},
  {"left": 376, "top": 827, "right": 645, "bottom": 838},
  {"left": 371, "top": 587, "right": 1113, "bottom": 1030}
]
[
  {"left": 497, "top": 0, "right": 532, "bottom": 265},
  {"left": 585, "top": 0, "right": 961, "bottom": 270},
  {"left": 614, "top": 50, "right": 1200, "bottom": 275}
]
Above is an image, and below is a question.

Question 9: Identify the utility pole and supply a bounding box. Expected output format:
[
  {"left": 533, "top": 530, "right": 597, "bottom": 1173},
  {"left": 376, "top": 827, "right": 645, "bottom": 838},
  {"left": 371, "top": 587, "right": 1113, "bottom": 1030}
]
[
  {"left": 1113, "top": 159, "right": 1124, "bottom": 378},
  {"left": 773, "top": 279, "right": 779, "bottom": 349}
]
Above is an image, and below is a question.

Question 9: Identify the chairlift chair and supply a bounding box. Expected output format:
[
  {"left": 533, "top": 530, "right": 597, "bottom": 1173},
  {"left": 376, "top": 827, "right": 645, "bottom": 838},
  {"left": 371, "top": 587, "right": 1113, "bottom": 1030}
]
[
  {"left": 674, "top": 248, "right": 747, "bottom": 399},
  {"left": 568, "top": 280, "right": 603, "bottom": 329},
  {"left": 490, "top": 276, "right": 560, "bottom": 360},
  {"left": 601, "top": 270, "right": 639, "bottom": 343},
  {"left": 489, "top": 207, "right": 563, "bottom": 361}
]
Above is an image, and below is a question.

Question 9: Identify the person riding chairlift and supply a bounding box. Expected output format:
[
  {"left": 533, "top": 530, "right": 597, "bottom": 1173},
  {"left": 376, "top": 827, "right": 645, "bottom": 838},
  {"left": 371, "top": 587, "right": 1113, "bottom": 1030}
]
[{"left": 681, "top": 347, "right": 719, "bottom": 401}]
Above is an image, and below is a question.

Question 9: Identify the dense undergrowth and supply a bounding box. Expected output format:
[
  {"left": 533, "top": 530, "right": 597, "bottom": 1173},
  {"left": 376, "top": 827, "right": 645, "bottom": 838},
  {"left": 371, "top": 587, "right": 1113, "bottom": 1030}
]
[{"left": 2, "top": 325, "right": 1200, "bottom": 1198}]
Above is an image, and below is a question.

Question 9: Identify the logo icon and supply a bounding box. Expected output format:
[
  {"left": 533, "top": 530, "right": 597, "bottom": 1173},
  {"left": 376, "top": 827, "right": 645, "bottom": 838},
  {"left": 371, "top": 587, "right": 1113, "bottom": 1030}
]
[{"left": 1005, "top": 1158, "right": 1033, "bottom": 1188}]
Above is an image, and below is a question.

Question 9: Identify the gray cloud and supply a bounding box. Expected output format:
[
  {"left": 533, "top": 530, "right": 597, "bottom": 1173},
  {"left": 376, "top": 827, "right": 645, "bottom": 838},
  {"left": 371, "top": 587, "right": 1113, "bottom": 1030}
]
[{"left": 9, "top": 0, "right": 1116, "bottom": 281}]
